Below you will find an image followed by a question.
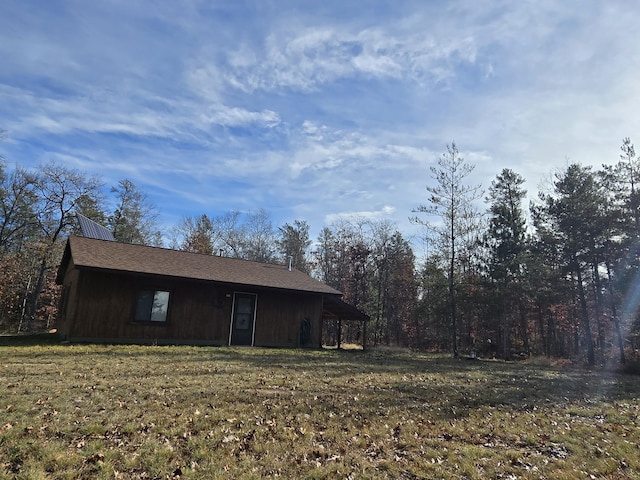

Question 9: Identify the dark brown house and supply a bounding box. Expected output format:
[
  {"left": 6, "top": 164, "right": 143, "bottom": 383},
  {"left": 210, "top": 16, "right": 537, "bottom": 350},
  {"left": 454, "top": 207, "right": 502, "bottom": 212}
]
[{"left": 55, "top": 236, "right": 368, "bottom": 347}]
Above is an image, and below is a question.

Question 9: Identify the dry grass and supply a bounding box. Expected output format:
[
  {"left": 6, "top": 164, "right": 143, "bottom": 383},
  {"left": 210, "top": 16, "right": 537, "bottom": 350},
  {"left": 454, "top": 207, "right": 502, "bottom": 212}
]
[{"left": 1, "top": 337, "right": 640, "bottom": 479}]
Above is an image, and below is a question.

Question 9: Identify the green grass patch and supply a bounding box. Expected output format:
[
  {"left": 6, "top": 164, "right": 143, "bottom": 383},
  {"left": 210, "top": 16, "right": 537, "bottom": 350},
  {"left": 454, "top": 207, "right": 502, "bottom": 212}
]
[{"left": 1, "top": 342, "right": 639, "bottom": 478}]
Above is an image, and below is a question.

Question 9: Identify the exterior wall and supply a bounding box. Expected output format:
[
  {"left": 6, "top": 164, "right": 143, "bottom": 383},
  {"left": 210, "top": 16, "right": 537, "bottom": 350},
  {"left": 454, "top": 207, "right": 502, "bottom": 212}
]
[
  {"left": 62, "top": 268, "right": 323, "bottom": 347},
  {"left": 57, "top": 259, "right": 81, "bottom": 339},
  {"left": 253, "top": 290, "right": 323, "bottom": 348}
]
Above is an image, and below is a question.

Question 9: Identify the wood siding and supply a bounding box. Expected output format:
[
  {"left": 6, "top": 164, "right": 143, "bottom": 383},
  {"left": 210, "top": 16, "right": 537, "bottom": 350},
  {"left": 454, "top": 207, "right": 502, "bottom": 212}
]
[
  {"left": 61, "top": 268, "right": 324, "bottom": 347},
  {"left": 57, "top": 259, "right": 80, "bottom": 339},
  {"left": 253, "top": 290, "right": 323, "bottom": 348}
]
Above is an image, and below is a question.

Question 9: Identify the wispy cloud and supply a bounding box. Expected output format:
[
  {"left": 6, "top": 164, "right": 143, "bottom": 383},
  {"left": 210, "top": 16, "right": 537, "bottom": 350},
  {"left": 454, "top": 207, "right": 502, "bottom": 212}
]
[
  {"left": 189, "top": 22, "right": 481, "bottom": 95},
  {"left": 1, "top": 0, "right": 639, "bottom": 247},
  {"left": 325, "top": 205, "right": 397, "bottom": 225}
]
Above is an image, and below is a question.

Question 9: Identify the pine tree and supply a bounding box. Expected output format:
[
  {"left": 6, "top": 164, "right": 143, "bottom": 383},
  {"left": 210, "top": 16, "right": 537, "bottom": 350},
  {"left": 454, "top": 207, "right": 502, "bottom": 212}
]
[
  {"left": 485, "top": 168, "right": 528, "bottom": 359},
  {"left": 412, "top": 142, "right": 483, "bottom": 357}
]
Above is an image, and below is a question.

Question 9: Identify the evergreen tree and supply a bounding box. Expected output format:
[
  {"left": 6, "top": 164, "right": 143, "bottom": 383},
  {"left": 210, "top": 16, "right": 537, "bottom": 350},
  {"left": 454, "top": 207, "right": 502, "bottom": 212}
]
[
  {"left": 534, "top": 164, "right": 607, "bottom": 365},
  {"left": 412, "top": 142, "right": 483, "bottom": 357},
  {"left": 180, "top": 214, "right": 215, "bottom": 255},
  {"left": 485, "top": 168, "right": 528, "bottom": 359},
  {"left": 109, "top": 179, "right": 161, "bottom": 246},
  {"left": 277, "top": 220, "right": 312, "bottom": 273}
]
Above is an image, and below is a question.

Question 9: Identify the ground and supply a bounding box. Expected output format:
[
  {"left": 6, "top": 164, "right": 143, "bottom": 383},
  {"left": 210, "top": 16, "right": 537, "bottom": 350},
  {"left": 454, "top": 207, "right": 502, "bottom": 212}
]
[{"left": 1, "top": 336, "right": 639, "bottom": 479}]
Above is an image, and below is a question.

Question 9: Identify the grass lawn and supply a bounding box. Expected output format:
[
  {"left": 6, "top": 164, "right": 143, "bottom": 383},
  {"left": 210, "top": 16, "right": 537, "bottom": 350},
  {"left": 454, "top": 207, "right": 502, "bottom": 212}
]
[{"left": 1, "top": 337, "right": 640, "bottom": 479}]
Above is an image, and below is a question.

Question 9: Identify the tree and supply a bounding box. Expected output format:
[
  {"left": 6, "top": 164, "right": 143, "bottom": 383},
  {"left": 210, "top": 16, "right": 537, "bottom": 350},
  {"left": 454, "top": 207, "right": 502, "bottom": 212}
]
[
  {"left": 378, "top": 231, "right": 417, "bottom": 346},
  {"left": 178, "top": 214, "right": 215, "bottom": 254},
  {"left": 25, "top": 163, "right": 103, "bottom": 331},
  {"left": 210, "top": 210, "right": 244, "bottom": 258},
  {"left": 412, "top": 142, "right": 483, "bottom": 357},
  {"left": 0, "top": 164, "right": 39, "bottom": 255},
  {"left": 241, "top": 208, "right": 278, "bottom": 263},
  {"left": 618, "top": 137, "right": 640, "bottom": 241},
  {"left": 533, "top": 164, "right": 608, "bottom": 365},
  {"left": 315, "top": 226, "right": 345, "bottom": 290},
  {"left": 0, "top": 252, "right": 26, "bottom": 331},
  {"left": 415, "top": 256, "right": 450, "bottom": 350},
  {"left": 313, "top": 219, "right": 374, "bottom": 346},
  {"left": 201, "top": 209, "right": 278, "bottom": 262},
  {"left": 597, "top": 139, "right": 640, "bottom": 364},
  {"left": 314, "top": 221, "right": 366, "bottom": 295},
  {"left": 369, "top": 220, "right": 395, "bottom": 346},
  {"left": 109, "top": 179, "right": 161, "bottom": 246},
  {"left": 485, "top": 168, "right": 528, "bottom": 359},
  {"left": 525, "top": 232, "right": 568, "bottom": 358},
  {"left": 277, "top": 220, "right": 312, "bottom": 273}
]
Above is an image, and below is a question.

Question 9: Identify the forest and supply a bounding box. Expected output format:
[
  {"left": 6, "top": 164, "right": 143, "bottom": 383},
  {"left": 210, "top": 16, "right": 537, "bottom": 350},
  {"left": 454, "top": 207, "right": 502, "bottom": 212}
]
[{"left": 2, "top": 138, "right": 640, "bottom": 366}]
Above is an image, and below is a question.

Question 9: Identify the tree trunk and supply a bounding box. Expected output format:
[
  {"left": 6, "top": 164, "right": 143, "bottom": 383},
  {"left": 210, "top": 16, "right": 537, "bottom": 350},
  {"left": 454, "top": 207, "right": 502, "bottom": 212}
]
[
  {"left": 450, "top": 257, "right": 457, "bottom": 357},
  {"left": 606, "top": 261, "right": 626, "bottom": 364},
  {"left": 501, "top": 311, "right": 511, "bottom": 360},
  {"left": 537, "top": 305, "right": 548, "bottom": 357},
  {"left": 25, "top": 258, "right": 47, "bottom": 332},
  {"left": 519, "top": 302, "right": 529, "bottom": 356},
  {"left": 591, "top": 264, "right": 606, "bottom": 364},
  {"left": 575, "top": 262, "right": 595, "bottom": 365}
]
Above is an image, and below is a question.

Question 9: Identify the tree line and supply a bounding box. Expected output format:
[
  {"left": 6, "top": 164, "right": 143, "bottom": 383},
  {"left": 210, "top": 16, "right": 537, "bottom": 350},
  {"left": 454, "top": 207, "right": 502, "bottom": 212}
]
[
  {"left": 410, "top": 140, "right": 640, "bottom": 365},
  {"left": 2, "top": 138, "right": 640, "bottom": 365}
]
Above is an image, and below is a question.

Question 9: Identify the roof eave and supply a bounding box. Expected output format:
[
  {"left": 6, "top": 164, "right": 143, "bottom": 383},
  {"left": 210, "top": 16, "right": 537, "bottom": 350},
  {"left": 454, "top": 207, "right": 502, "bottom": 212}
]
[{"left": 70, "top": 263, "right": 340, "bottom": 295}]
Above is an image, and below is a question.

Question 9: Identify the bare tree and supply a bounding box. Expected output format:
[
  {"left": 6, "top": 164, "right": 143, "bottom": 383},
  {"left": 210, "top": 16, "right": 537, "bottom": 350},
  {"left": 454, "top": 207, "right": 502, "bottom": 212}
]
[
  {"left": 209, "top": 210, "right": 244, "bottom": 257},
  {"left": 25, "top": 163, "right": 103, "bottom": 331},
  {"left": 0, "top": 164, "right": 39, "bottom": 255},
  {"left": 241, "top": 208, "right": 278, "bottom": 263}
]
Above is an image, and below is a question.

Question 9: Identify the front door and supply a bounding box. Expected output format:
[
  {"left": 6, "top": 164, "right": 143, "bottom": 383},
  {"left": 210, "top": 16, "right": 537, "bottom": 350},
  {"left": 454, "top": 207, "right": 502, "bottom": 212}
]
[{"left": 229, "top": 293, "right": 257, "bottom": 346}]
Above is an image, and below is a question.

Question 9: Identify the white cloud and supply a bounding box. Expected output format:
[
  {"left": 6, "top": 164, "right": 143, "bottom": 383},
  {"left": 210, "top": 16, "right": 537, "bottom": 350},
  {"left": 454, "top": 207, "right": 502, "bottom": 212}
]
[
  {"left": 203, "top": 107, "right": 281, "bottom": 128},
  {"left": 325, "top": 205, "right": 397, "bottom": 225},
  {"left": 185, "top": 19, "right": 484, "bottom": 96},
  {"left": 1, "top": 0, "right": 640, "bottom": 251}
]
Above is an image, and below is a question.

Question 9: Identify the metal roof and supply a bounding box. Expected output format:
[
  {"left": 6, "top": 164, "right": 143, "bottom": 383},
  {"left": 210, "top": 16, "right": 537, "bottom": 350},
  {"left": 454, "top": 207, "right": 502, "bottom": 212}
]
[{"left": 76, "top": 214, "right": 115, "bottom": 241}]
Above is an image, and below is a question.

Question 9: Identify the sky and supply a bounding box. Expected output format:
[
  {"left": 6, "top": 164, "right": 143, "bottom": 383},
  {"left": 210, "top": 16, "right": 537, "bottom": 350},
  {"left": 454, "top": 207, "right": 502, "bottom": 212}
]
[{"left": 1, "top": 1, "right": 640, "bottom": 252}]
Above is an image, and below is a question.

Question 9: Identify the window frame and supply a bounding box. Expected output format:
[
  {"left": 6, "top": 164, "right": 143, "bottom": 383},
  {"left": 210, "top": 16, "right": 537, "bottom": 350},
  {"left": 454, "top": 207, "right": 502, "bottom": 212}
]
[
  {"left": 228, "top": 292, "right": 258, "bottom": 346},
  {"left": 133, "top": 287, "right": 172, "bottom": 324}
]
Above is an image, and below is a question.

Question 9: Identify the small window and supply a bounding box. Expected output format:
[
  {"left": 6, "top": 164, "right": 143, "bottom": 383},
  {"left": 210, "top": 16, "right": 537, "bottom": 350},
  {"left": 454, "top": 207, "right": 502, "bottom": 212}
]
[{"left": 134, "top": 290, "right": 170, "bottom": 322}]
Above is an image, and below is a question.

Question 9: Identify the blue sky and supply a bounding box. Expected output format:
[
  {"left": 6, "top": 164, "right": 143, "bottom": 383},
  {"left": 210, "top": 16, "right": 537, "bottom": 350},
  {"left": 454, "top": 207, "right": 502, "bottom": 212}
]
[{"left": 1, "top": 1, "right": 639, "bottom": 250}]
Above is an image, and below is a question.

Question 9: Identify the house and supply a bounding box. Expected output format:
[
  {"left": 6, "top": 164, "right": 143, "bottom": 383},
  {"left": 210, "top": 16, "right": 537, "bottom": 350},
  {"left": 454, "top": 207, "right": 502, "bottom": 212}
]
[{"left": 55, "top": 236, "right": 368, "bottom": 347}]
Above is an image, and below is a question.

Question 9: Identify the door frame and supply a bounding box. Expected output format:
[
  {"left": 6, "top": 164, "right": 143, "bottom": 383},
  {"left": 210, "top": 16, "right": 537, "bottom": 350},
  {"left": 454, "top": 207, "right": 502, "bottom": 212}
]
[{"left": 228, "top": 292, "right": 257, "bottom": 346}]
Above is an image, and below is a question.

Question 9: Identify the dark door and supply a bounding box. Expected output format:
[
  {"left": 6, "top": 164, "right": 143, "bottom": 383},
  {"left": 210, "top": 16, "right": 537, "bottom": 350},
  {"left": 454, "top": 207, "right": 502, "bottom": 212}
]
[{"left": 230, "top": 293, "right": 256, "bottom": 346}]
